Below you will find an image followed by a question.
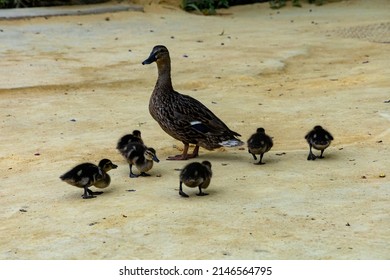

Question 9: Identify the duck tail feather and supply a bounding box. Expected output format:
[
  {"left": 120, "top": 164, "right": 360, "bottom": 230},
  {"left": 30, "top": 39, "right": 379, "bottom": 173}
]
[{"left": 219, "top": 139, "right": 244, "bottom": 147}]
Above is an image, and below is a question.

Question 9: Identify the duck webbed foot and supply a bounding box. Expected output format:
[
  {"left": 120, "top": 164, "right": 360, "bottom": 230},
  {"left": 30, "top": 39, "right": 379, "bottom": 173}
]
[
  {"left": 196, "top": 186, "right": 209, "bottom": 196},
  {"left": 254, "top": 154, "right": 265, "bottom": 165},
  {"left": 168, "top": 154, "right": 190, "bottom": 160},
  {"left": 307, "top": 152, "right": 317, "bottom": 160},
  {"left": 196, "top": 191, "right": 209, "bottom": 197},
  {"left": 92, "top": 192, "right": 103, "bottom": 195},
  {"left": 139, "top": 172, "right": 151, "bottom": 177},
  {"left": 82, "top": 188, "right": 97, "bottom": 199},
  {"left": 168, "top": 144, "right": 199, "bottom": 160},
  {"left": 179, "top": 190, "right": 189, "bottom": 197}
]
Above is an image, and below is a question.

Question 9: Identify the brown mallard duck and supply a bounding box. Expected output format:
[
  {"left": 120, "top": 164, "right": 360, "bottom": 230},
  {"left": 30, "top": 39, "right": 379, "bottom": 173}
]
[
  {"left": 179, "top": 160, "right": 212, "bottom": 197},
  {"left": 60, "top": 159, "right": 117, "bottom": 199},
  {"left": 305, "top": 125, "right": 334, "bottom": 160},
  {"left": 247, "top": 127, "right": 273, "bottom": 165},
  {"left": 142, "top": 45, "right": 244, "bottom": 160}
]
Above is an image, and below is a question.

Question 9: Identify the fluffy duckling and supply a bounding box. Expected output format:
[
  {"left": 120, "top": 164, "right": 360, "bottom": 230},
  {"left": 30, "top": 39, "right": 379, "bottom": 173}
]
[
  {"left": 247, "top": 127, "right": 273, "bottom": 165},
  {"left": 116, "top": 130, "right": 143, "bottom": 154},
  {"left": 142, "top": 45, "right": 243, "bottom": 160},
  {"left": 179, "top": 160, "right": 212, "bottom": 197},
  {"left": 305, "top": 125, "right": 334, "bottom": 160},
  {"left": 121, "top": 143, "right": 160, "bottom": 178},
  {"left": 60, "top": 159, "right": 117, "bottom": 199}
]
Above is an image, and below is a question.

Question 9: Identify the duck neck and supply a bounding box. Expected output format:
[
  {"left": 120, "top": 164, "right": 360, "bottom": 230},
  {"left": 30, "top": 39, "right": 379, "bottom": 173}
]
[{"left": 155, "top": 58, "right": 174, "bottom": 92}]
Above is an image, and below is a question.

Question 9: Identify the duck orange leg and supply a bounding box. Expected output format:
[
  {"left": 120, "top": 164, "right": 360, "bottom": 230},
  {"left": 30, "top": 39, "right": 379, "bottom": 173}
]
[{"left": 168, "top": 144, "right": 199, "bottom": 160}]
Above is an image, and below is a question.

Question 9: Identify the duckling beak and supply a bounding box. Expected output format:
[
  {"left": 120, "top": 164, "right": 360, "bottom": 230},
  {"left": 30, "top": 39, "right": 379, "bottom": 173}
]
[
  {"left": 111, "top": 164, "right": 118, "bottom": 169},
  {"left": 142, "top": 54, "right": 156, "bottom": 65},
  {"left": 152, "top": 155, "right": 160, "bottom": 163}
]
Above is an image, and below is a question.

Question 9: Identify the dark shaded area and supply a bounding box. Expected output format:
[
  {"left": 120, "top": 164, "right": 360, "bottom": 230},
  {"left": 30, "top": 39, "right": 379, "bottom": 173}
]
[{"left": 182, "top": 0, "right": 269, "bottom": 13}]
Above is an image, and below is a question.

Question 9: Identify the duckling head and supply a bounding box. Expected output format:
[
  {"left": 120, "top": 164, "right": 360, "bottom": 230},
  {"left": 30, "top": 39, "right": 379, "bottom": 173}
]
[
  {"left": 145, "top": 148, "right": 160, "bottom": 163},
  {"left": 142, "top": 45, "right": 169, "bottom": 65},
  {"left": 201, "top": 160, "right": 212, "bottom": 170},
  {"left": 132, "top": 130, "right": 142, "bottom": 139},
  {"left": 98, "top": 159, "right": 118, "bottom": 172},
  {"left": 313, "top": 125, "right": 323, "bottom": 131},
  {"left": 256, "top": 127, "right": 265, "bottom": 134}
]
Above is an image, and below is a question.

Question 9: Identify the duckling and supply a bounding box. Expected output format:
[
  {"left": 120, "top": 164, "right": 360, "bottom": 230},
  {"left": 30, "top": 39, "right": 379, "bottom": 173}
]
[
  {"left": 247, "top": 127, "right": 273, "bottom": 165},
  {"left": 305, "top": 125, "right": 334, "bottom": 160},
  {"left": 60, "top": 159, "right": 117, "bottom": 199},
  {"left": 179, "top": 160, "right": 212, "bottom": 197},
  {"left": 117, "top": 130, "right": 144, "bottom": 154},
  {"left": 121, "top": 143, "right": 160, "bottom": 178},
  {"left": 142, "top": 45, "right": 244, "bottom": 160}
]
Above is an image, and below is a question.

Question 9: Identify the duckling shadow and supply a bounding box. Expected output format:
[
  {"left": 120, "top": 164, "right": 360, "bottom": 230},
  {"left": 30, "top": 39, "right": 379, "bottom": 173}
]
[
  {"left": 64, "top": 189, "right": 115, "bottom": 200},
  {"left": 173, "top": 188, "right": 219, "bottom": 199},
  {"left": 193, "top": 150, "right": 293, "bottom": 168},
  {"left": 198, "top": 150, "right": 249, "bottom": 162}
]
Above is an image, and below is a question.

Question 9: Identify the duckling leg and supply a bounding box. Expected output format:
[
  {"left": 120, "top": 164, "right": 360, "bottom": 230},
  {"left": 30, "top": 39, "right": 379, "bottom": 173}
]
[
  {"left": 179, "top": 181, "right": 189, "bottom": 197},
  {"left": 82, "top": 187, "right": 96, "bottom": 199},
  {"left": 250, "top": 152, "right": 257, "bottom": 161},
  {"left": 318, "top": 149, "right": 325, "bottom": 159},
  {"left": 196, "top": 186, "right": 209, "bottom": 196},
  {"left": 307, "top": 145, "right": 317, "bottom": 161},
  {"left": 129, "top": 164, "right": 138, "bottom": 178},
  {"left": 254, "top": 153, "right": 265, "bottom": 165}
]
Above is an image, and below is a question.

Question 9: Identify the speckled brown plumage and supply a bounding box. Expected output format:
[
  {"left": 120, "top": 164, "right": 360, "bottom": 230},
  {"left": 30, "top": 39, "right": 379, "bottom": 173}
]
[{"left": 142, "top": 45, "right": 243, "bottom": 160}]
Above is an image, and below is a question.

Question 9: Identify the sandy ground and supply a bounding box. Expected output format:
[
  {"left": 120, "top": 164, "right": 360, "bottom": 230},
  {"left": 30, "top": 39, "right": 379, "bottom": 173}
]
[{"left": 0, "top": 0, "right": 389, "bottom": 260}]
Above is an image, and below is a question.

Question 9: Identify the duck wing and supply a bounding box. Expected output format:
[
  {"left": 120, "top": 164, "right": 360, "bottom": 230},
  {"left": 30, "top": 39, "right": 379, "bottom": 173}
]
[
  {"left": 177, "top": 92, "right": 240, "bottom": 136},
  {"left": 60, "top": 163, "right": 103, "bottom": 186}
]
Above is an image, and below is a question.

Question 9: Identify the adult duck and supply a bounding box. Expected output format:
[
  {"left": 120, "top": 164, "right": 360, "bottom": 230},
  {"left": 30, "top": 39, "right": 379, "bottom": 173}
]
[{"left": 142, "top": 45, "right": 243, "bottom": 160}]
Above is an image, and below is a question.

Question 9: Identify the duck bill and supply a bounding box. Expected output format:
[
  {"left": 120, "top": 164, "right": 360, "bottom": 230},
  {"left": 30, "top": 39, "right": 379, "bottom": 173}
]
[
  {"left": 142, "top": 54, "right": 156, "bottom": 65},
  {"left": 153, "top": 155, "right": 160, "bottom": 163}
]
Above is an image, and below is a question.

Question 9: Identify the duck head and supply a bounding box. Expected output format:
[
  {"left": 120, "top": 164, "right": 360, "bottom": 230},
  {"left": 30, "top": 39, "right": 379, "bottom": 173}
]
[
  {"left": 142, "top": 45, "right": 169, "bottom": 65},
  {"left": 145, "top": 148, "right": 160, "bottom": 163},
  {"left": 201, "top": 160, "right": 212, "bottom": 170},
  {"left": 98, "top": 159, "right": 118, "bottom": 172},
  {"left": 132, "top": 130, "right": 142, "bottom": 138},
  {"left": 256, "top": 127, "right": 265, "bottom": 134}
]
